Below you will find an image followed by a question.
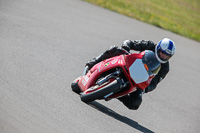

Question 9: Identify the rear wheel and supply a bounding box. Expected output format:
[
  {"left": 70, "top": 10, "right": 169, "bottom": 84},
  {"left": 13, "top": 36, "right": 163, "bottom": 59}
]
[{"left": 80, "top": 79, "right": 120, "bottom": 102}]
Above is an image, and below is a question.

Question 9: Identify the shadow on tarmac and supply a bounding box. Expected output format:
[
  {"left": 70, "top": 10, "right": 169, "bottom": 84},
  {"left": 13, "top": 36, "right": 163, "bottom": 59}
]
[{"left": 87, "top": 101, "right": 154, "bottom": 133}]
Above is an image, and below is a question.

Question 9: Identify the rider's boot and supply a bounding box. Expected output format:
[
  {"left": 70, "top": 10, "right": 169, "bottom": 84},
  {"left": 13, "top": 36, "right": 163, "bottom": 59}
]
[{"left": 118, "top": 89, "right": 143, "bottom": 110}]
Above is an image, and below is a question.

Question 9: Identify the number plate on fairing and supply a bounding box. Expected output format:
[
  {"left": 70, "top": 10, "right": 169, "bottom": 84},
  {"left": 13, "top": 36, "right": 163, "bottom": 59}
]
[{"left": 129, "top": 59, "right": 149, "bottom": 84}]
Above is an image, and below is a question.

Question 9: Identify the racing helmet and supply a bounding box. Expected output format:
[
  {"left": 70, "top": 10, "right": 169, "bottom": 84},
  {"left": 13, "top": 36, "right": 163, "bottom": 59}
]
[{"left": 155, "top": 38, "right": 176, "bottom": 63}]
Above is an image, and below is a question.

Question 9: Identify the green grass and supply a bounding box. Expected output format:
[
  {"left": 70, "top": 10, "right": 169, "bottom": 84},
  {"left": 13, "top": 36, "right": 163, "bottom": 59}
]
[{"left": 83, "top": 0, "right": 200, "bottom": 42}]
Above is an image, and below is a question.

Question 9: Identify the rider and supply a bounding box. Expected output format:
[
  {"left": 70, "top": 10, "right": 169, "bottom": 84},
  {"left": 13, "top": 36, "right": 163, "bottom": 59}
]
[{"left": 85, "top": 38, "right": 176, "bottom": 110}]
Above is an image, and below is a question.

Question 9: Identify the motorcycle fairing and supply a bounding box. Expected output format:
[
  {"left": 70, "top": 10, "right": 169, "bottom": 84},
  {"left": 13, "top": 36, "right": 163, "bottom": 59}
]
[
  {"left": 78, "top": 51, "right": 153, "bottom": 98},
  {"left": 78, "top": 55, "right": 125, "bottom": 92}
]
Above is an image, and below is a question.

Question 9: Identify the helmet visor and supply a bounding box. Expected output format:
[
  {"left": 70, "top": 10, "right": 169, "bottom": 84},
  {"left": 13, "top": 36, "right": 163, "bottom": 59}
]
[{"left": 158, "top": 50, "right": 172, "bottom": 62}]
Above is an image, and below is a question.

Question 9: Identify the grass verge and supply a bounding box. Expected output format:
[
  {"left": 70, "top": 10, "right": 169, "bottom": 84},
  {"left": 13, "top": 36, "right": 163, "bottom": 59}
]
[{"left": 84, "top": 0, "right": 200, "bottom": 42}]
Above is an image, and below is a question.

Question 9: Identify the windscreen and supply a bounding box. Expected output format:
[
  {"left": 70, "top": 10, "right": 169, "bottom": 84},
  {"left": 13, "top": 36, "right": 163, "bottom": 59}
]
[{"left": 142, "top": 50, "right": 161, "bottom": 76}]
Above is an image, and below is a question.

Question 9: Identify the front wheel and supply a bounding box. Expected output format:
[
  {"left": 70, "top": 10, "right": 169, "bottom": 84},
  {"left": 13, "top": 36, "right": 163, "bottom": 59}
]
[
  {"left": 71, "top": 78, "right": 81, "bottom": 94},
  {"left": 80, "top": 79, "right": 121, "bottom": 102}
]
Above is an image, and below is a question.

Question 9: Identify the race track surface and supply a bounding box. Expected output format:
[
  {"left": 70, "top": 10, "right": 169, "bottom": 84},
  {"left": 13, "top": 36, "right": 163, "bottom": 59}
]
[{"left": 1, "top": 0, "right": 200, "bottom": 133}]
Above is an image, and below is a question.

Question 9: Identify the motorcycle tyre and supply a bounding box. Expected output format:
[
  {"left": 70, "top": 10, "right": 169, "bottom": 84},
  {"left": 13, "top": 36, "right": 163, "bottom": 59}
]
[
  {"left": 80, "top": 79, "right": 120, "bottom": 103},
  {"left": 71, "top": 80, "right": 81, "bottom": 94}
]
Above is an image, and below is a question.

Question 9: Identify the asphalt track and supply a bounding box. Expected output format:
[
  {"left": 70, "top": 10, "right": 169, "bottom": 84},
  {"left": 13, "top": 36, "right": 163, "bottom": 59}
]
[{"left": 1, "top": 0, "right": 200, "bottom": 133}]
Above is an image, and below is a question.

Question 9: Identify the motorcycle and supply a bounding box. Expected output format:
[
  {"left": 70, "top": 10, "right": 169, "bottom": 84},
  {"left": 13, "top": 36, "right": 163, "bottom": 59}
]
[{"left": 71, "top": 50, "right": 160, "bottom": 103}]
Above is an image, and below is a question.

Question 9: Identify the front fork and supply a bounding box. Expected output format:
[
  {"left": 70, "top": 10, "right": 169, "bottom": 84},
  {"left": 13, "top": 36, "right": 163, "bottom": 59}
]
[
  {"left": 83, "top": 66, "right": 128, "bottom": 88},
  {"left": 83, "top": 67, "right": 129, "bottom": 98},
  {"left": 96, "top": 69, "right": 130, "bottom": 99}
]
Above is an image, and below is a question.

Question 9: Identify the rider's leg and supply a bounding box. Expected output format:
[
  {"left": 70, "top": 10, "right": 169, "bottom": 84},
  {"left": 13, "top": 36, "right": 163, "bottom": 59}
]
[
  {"left": 118, "top": 89, "right": 143, "bottom": 110},
  {"left": 86, "top": 46, "right": 126, "bottom": 70}
]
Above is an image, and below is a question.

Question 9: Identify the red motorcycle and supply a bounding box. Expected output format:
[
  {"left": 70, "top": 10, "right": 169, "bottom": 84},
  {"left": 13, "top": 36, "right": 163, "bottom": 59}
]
[{"left": 71, "top": 50, "right": 160, "bottom": 102}]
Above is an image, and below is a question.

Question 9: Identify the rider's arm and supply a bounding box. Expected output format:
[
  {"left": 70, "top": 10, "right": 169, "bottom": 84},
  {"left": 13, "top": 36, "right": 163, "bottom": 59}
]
[{"left": 122, "top": 40, "right": 156, "bottom": 52}]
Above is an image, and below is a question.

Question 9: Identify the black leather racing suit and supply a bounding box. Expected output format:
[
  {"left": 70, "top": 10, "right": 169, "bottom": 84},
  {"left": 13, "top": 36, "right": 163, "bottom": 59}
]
[{"left": 86, "top": 40, "right": 169, "bottom": 110}]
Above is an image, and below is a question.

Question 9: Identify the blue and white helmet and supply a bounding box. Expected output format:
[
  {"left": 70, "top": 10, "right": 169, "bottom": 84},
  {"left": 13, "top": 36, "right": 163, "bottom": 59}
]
[{"left": 155, "top": 38, "right": 176, "bottom": 63}]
